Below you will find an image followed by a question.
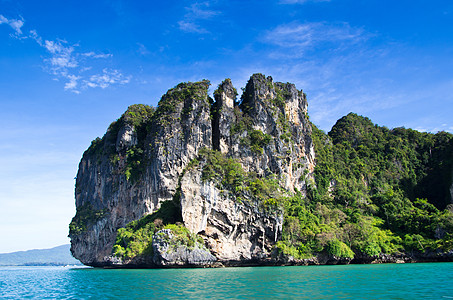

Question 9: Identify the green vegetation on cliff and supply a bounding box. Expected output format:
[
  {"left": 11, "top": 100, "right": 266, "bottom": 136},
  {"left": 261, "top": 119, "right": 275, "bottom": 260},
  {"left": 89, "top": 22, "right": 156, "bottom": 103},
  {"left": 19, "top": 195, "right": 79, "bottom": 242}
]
[
  {"left": 84, "top": 104, "right": 155, "bottom": 158},
  {"left": 81, "top": 104, "right": 155, "bottom": 182},
  {"left": 69, "top": 204, "right": 107, "bottom": 235},
  {"left": 196, "top": 148, "right": 282, "bottom": 209},
  {"left": 213, "top": 78, "right": 238, "bottom": 101},
  {"left": 276, "top": 113, "right": 453, "bottom": 260},
  {"left": 155, "top": 224, "right": 205, "bottom": 251},
  {"left": 112, "top": 200, "right": 208, "bottom": 261},
  {"left": 112, "top": 200, "right": 183, "bottom": 260},
  {"left": 153, "top": 80, "right": 210, "bottom": 128}
]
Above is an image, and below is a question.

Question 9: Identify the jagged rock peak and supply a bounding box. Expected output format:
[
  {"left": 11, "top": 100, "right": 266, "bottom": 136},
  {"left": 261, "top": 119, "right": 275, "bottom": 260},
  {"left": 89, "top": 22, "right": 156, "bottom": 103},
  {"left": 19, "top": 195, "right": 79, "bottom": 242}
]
[
  {"left": 214, "top": 78, "right": 237, "bottom": 109},
  {"left": 239, "top": 74, "right": 308, "bottom": 130},
  {"left": 212, "top": 78, "right": 238, "bottom": 153},
  {"left": 241, "top": 74, "right": 307, "bottom": 108}
]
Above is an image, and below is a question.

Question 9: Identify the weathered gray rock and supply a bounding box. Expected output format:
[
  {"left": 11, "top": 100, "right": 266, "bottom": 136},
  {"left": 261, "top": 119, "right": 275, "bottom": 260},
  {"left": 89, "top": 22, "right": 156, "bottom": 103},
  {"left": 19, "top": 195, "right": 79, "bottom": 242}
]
[
  {"left": 116, "top": 124, "right": 137, "bottom": 152},
  {"left": 152, "top": 229, "right": 217, "bottom": 266},
  {"left": 212, "top": 78, "right": 237, "bottom": 154},
  {"left": 180, "top": 164, "right": 283, "bottom": 263},
  {"left": 233, "top": 74, "right": 315, "bottom": 193}
]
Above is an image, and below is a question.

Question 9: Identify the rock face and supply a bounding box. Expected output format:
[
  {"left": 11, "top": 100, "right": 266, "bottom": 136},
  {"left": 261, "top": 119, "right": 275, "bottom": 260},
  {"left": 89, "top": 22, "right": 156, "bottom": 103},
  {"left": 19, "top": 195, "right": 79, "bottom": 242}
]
[
  {"left": 180, "top": 164, "right": 284, "bottom": 262},
  {"left": 152, "top": 229, "right": 217, "bottom": 266},
  {"left": 69, "top": 74, "right": 315, "bottom": 267},
  {"left": 235, "top": 74, "right": 315, "bottom": 192}
]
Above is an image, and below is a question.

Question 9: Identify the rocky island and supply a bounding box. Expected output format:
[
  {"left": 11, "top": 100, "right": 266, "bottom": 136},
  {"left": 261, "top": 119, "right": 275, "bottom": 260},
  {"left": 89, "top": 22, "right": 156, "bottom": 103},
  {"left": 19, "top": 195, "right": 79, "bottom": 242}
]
[{"left": 69, "top": 74, "right": 453, "bottom": 267}]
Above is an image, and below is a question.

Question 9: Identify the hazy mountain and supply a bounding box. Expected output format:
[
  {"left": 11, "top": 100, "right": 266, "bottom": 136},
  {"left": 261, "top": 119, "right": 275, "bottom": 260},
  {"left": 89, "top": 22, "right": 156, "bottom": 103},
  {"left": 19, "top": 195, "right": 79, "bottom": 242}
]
[{"left": 0, "top": 244, "right": 81, "bottom": 266}]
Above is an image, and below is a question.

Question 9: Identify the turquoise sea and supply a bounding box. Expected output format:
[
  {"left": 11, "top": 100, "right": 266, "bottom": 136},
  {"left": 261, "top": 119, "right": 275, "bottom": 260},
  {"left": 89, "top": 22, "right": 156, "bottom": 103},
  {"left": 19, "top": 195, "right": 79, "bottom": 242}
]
[{"left": 1, "top": 263, "right": 452, "bottom": 299}]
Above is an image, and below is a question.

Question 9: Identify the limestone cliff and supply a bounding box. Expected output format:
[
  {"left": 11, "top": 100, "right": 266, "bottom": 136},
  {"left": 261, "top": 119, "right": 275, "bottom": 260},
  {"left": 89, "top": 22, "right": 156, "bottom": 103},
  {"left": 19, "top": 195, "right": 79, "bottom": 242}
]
[
  {"left": 69, "top": 74, "right": 315, "bottom": 267},
  {"left": 70, "top": 73, "right": 453, "bottom": 267}
]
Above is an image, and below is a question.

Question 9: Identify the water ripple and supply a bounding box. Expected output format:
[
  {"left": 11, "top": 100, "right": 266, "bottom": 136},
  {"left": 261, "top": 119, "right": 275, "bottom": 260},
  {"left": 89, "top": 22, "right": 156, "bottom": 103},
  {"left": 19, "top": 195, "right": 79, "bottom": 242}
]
[{"left": 1, "top": 263, "right": 452, "bottom": 299}]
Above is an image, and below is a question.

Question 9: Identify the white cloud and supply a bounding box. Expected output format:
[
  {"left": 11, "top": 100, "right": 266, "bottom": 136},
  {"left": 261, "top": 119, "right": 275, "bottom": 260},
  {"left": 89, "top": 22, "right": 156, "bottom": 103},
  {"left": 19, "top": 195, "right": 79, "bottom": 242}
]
[
  {"left": 83, "top": 69, "right": 131, "bottom": 89},
  {"left": 29, "top": 29, "right": 42, "bottom": 44},
  {"left": 178, "top": 1, "right": 220, "bottom": 34},
  {"left": 44, "top": 40, "right": 78, "bottom": 71},
  {"left": 263, "top": 22, "right": 366, "bottom": 57},
  {"left": 187, "top": 2, "right": 220, "bottom": 19},
  {"left": 178, "top": 20, "right": 209, "bottom": 34},
  {"left": 0, "top": 14, "right": 24, "bottom": 35},
  {"left": 1, "top": 14, "right": 130, "bottom": 93},
  {"left": 82, "top": 51, "right": 113, "bottom": 59},
  {"left": 64, "top": 75, "right": 81, "bottom": 92},
  {"left": 44, "top": 39, "right": 65, "bottom": 54},
  {"left": 414, "top": 125, "right": 453, "bottom": 134},
  {"left": 137, "top": 43, "right": 150, "bottom": 56}
]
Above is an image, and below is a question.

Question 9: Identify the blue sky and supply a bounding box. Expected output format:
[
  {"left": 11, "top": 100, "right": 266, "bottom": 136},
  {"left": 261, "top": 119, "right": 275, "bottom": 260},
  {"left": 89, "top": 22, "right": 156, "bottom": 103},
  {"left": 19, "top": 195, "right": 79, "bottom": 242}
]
[{"left": 1, "top": 0, "right": 452, "bottom": 253}]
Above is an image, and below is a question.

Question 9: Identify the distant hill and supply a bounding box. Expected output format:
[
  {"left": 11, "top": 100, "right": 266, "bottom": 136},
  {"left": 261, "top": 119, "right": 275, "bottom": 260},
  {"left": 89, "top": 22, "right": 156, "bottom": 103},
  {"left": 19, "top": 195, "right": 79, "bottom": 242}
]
[{"left": 0, "top": 244, "right": 82, "bottom": 266}]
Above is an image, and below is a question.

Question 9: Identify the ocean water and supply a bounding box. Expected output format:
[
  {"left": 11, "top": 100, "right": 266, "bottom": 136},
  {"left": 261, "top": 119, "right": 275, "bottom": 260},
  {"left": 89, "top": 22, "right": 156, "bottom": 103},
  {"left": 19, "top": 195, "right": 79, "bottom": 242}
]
[{"left": 1, "top": 263, "right": 452, "bottom": 299}]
